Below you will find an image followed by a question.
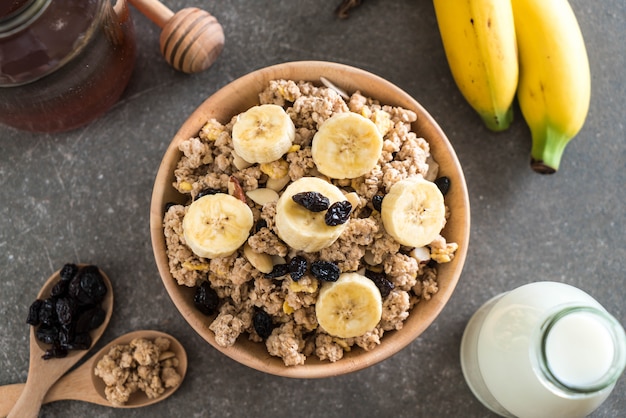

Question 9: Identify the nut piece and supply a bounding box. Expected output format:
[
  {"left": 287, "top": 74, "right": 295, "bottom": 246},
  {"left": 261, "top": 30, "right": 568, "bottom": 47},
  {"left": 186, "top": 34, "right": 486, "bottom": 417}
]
[
  {"left": 232, "top": 150, "right": 253, "bottom": 170},
  {"left": 409, "top": 247, "right": 431, "bottom": 264},
  {"left": 243, "top": 242, "right": 274, "bottom": 273},
  {"left": 246, "top": 188, "right": 279, "bottom": 206},
  {"left": 159, "top": 351, "right": 176, "bottom": 361},
  {"left": 266, "top": 175, "right": 291, "bottom": 192}
]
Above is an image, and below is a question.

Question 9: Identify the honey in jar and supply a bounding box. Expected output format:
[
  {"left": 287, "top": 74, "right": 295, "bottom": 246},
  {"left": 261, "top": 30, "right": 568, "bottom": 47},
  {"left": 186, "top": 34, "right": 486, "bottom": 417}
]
[{"left": 0, "top": 0, "right": 136, "bottom": 132}]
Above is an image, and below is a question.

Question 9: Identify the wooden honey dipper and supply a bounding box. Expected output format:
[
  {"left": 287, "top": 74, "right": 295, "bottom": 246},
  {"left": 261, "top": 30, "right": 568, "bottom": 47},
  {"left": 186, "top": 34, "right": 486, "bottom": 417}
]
[{"left": 128, "top": 0, "right": 225, "bottom": 73}]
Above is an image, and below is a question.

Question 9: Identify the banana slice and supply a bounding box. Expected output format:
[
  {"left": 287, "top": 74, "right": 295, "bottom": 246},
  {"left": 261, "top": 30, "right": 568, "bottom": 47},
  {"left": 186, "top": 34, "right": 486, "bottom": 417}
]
[
  {"left": 315, "top": 272, "right": 383, "bottom": 338},
  {"left": 182, "top": 193, "right": 254, "bottom": 259},
  {"left": 231, "top": 104, "right": 295, "bottom": 164},
  {"left": 275, "top": 177, "right": 348, "bottom": 252},
  {"left": 381, "top": 177, "right": 446, "bottom": 248},
  {"left": 311, "top": 112, "right": 383, "bottom": 179}
]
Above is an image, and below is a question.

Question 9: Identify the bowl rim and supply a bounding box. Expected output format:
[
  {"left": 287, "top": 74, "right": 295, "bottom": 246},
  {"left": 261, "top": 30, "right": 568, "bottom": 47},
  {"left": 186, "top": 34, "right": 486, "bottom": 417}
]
[{"left": 150, "top": 60, "right": 470, "bottom": 378}]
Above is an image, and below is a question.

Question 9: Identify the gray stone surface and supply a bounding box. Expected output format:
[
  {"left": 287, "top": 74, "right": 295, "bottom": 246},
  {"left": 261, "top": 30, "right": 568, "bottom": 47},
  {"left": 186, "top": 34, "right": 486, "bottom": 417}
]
[{"left": 1, "top": 0, "right": 624, "bottom": 417}]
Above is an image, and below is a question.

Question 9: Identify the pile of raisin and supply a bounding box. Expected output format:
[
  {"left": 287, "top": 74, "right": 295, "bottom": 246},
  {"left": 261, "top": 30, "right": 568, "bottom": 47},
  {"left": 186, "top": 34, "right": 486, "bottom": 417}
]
[
  {"left": 263, "top": 256, "right": 309, "bottom": 281},
  {"left": 292, "top": 190, "right": 352, "bottom": 227},
  {"left": 264, "top": 258, "right": 341, "bottom": 283},
  {"left": 26, "top": 264, "right": 108, "bottom": 359}
]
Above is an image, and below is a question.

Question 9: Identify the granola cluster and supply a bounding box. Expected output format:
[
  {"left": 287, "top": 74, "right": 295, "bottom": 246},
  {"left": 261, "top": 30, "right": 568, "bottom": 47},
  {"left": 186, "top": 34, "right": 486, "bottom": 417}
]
[{"left": 94, "top": 337, "right": 182, "bottom": 406}]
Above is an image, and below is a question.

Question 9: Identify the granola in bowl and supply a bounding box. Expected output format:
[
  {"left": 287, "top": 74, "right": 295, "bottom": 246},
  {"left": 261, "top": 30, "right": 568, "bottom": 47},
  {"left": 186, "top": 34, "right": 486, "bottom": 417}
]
[{"left": 151, "top": 61, "right": 470, "bottom": 377}]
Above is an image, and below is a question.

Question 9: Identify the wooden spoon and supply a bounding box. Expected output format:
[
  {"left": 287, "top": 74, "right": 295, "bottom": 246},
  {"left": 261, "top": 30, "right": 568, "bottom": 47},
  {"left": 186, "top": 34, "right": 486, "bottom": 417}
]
[
  {"left": 128, "top": 0, "right": 225, "bottom": 73},
  {"left": 5, "top": 265, "right": 113, "bottom": 418},
  {"left": 0, "top": 330, "right": 187, "bottom": 415}
]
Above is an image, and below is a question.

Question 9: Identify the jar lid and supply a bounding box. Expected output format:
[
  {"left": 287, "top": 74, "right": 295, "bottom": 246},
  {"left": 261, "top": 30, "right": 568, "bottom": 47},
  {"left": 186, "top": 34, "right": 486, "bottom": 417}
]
[{"left": 0, "top": 0, "right": 35, "bottom": 21}]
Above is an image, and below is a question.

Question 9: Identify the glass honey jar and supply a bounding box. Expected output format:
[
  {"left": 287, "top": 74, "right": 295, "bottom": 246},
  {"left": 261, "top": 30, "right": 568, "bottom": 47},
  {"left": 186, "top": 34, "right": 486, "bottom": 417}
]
[{"left": 0, "top": 0, "right": 136, "bottom": 132}]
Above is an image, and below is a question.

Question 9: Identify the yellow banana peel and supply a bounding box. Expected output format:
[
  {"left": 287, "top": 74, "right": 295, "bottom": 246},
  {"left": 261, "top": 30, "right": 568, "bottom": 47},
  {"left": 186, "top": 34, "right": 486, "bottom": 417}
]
[
  {"left": 512, "top": 0, "right": 591, "bottom": 173},
  {"left": 433, "top": 0, "right": 519, "bottom": 131}
]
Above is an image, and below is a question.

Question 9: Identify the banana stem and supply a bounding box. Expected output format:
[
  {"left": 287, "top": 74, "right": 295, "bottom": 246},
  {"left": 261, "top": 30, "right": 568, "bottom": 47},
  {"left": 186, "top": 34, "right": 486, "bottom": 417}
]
[{"left": 529, "top": 125, "right": 571, "bottom": 174}]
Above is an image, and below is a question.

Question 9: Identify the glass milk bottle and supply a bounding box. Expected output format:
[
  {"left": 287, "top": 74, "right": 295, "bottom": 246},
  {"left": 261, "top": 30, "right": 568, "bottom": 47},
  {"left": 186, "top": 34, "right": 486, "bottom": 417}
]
[
  {"left": 0, "top": 0, "right": 135, "bottom": 132},
  {"left": 460, "top": 281, "right": 626, "bottom": 418}
]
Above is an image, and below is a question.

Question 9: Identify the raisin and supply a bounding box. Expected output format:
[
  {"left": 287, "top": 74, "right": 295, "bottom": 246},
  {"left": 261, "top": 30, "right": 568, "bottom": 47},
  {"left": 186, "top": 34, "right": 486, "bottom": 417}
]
[
  {"left": 80, "top": 266, "right": 107, "bottom": 303},
  {"left": 75, "top": 305, "right": 106, "bottom": 333},
  {"left": 38, "top": 298, "right": 57, "bottom": 326},
  {"left": 264, "top": 263, "right": 290, "bottom": 279},
  {"left": 26, "top": 299, "right": 43, "bottom": 325},
  {"left": 68, "top": 277, "right": 83, "bottom": 302},
  {"left": 434, "top": 176, "right": 451, "bottom": 196},
  {"left": 196, "top": 188, "right": 221, "bottom": 200},
  {"left": 310, "top": 261, "right": 340, "bottom": 282},
  {"left": 58, "top": 325, "right": 75, "bottom": 347},
  {"left": 60, "top": 263, "right": 78, "bottom": 281},
  {"left": 36, "top": 324, "right": 60, "bottom": 345},
  {"left": 254, "top": 219, "right": 268, "bottom": 233},
  {"left": 55, "top": 297, "right": 77, "bottom": 327},
  {"left": 372, "top": 195, "right": 384, "bottom": 212},
  {"left": 63, "top": 332, "right": 92, "bottom": 350},
  {"left": 253, "top": 309, "right": 274, "bottom": 339},
  {"left": 365, "top": 269, "right": 395, "bottom": 298},
  {"left": 42, "top": 344, "right": 68, "bottom": 360},
  {"left": 194, "top": 282, "right": 219, "bottom": 316},
  {"left": 325, "top": 200, "right": 352, "bottom": 226},
  {"left": 288, "top": 256, "right": 308, "bottom": 281},
  {"left": 292, "top": 191, "right": 330, "bottom": 212},
  {"left": 87, "top": 306, "right": 106, "bottom": 330},
  {"left": 164, "top": 202, "right": 178, "bottom": 212},
  {"left": 50, "top": 279, "right": 69, "bottom": 298},
  {"left": 70, "top": 266, "right": 107, "bottom": 305}
]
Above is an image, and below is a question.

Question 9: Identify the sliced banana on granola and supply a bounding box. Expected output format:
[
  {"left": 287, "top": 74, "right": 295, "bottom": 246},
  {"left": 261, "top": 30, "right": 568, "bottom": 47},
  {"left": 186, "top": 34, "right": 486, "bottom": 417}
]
[
  {"left": 381, "top": 177, "right": 446, "bottom": 248},
  {"left": 311, "top": 112, "right": 383, "bottom": 179},
  {"left": 232, "top": 104, "right": 295, "bottom": 164},
  {"left": 315, "top": 272, "right": 383, "bottom": 338},
  {"left": 275, "top": 177, "right": 348, "bottom": 252},
  {"left": 182, "top": 193, "right": 254, "bottom": 259}
]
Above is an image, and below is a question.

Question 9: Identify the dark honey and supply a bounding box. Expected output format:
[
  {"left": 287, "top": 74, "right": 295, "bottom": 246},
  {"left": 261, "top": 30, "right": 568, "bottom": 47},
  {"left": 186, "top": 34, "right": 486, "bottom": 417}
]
[{"left": 0, "top": 0, "right": 136, "bottom": 132}]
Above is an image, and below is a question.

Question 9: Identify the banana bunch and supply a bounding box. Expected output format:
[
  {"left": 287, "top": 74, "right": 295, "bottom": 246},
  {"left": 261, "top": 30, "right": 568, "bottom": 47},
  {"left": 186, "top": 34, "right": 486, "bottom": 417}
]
[{"left": 433, "top": 0, "right": 590, "bottom": 173}]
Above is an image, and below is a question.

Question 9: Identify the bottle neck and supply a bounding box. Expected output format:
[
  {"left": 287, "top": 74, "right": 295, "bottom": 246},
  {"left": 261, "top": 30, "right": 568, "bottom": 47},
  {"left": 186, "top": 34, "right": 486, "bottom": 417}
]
[{"left": 533, "top": 305, "right": 626, "bottom": 396}]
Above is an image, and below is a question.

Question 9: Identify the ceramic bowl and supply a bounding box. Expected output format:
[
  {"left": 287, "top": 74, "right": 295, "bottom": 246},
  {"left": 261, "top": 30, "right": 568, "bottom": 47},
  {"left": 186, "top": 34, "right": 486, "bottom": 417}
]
[{"left": 150, "top": 61, "right": 470, "bottom": 378}]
